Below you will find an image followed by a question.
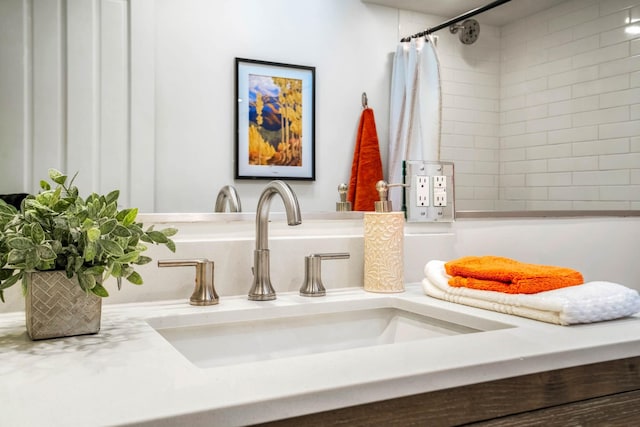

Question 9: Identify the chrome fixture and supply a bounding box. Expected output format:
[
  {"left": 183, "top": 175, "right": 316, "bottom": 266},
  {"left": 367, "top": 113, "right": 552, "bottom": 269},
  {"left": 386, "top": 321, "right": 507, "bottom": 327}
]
[
  {"left": 158, "top": 258, "right": 219, "bottom": 306},
  {"left": 400, "top": 0, "right": 510, "bottom": 42},
  {"left": 336, "top": 183, "right": 352, "bottom": 212},
  {"left": 300, "top": 253, "right": 350, "bottom": 297},
  {"left": 214, "top": 185, "right": 242, "bottom": 212},
  {"left": 248, "top": 180, "right": 302, "bottom": 301},
  {"left": 375, "top": 180, "right": 409, "bottom": 212},
  {"left": 449, "top": 18, "right": 480, "bottom": 44}
]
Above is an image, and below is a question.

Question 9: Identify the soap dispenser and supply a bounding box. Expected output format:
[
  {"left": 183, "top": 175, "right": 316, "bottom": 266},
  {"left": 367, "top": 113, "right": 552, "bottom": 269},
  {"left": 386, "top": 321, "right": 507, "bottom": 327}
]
[{"left": 363, "top": 180, "right": 404, "bottom": 293}]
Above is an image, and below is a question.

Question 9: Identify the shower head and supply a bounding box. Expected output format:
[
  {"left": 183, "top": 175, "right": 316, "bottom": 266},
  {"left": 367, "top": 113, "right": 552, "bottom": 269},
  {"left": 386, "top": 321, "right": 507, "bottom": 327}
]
[{"left": 449, "top": 19, "right": 480, "bottom": 44}]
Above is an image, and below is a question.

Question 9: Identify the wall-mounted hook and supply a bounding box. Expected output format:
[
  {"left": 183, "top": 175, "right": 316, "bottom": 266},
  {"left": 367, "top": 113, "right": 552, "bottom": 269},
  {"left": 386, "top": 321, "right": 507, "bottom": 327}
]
[{"left": 362, "top": 92, "right": 368, "bottom": 109}]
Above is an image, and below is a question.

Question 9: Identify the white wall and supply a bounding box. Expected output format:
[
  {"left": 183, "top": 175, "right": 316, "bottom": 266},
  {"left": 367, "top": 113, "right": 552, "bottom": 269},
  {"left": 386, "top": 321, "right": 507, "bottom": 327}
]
[
  {"left": 153, "top": 0, "right": 396, "bottom": 213},
  {"left": 0, "top": 0, "right": 132, "bottom": 201},
  {"left": 1, "top": 214, "right": 638, "bottom": 314},
  {"left": 498, "top": 0, "right": 640, "bottom": 210},
  {"left": 0, "top": 0, "right": 398, "bottom": 213}
]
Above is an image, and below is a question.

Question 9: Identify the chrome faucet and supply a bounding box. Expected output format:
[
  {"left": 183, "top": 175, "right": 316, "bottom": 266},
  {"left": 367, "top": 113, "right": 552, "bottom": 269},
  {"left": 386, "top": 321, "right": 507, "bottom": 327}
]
[
  {"left": 214, "top": 185, "right": 242, "bottom": 212},
  {"left": 248, "top": 180, "right": 302, "bottom": 301}
]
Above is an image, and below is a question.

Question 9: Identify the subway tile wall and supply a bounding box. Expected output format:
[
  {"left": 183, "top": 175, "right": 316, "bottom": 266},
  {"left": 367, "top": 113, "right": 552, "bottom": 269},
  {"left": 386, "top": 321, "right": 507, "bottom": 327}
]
[
  {"left": 499, "top": 0, "right": 640, "bottom": 210},
  {"left": 401, "top": 0, "right": 639, "bottom": 211},
  {"left": 439, "top": 23, "right": 502, "bottom": 211}
]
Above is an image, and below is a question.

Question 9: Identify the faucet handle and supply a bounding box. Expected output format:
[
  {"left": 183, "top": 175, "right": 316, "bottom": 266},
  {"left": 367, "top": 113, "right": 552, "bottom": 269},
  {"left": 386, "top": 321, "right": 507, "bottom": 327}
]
[
  {"left": 158, "top": 258, "right": 219, "bottom": 306},
  {"left": 300, "top": 253, "right": 350, "bottom": 297}
]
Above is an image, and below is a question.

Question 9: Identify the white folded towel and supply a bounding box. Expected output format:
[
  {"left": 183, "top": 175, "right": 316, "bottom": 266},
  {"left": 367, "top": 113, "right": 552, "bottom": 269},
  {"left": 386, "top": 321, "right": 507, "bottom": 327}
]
[{"left": 423, "top": 260, "right": 640, "bottom": 325}]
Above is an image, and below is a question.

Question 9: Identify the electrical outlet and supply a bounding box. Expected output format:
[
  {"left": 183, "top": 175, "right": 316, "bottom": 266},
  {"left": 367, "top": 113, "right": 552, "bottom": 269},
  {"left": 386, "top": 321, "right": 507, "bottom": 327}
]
[
  {"left": 434, "top": 192, "right": 447, "bottom": 207},
  {"left": 433, "top": 176, "right": 446, "bottom": 189},
  {"left": 433, "top": 175, "right": 446, "bottom": 207},
  {"left": 416, "top": 175, "right": 429, "bottom": 206},
  {"left": 404, "top": 160, "right": 454, "bottom": 222}
]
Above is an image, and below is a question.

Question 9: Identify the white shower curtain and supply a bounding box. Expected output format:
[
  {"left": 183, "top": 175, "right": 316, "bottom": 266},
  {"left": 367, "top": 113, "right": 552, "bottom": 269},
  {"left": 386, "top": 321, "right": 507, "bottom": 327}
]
[{"left": 387, "top": 36, "right": 442, "bottom": 210}]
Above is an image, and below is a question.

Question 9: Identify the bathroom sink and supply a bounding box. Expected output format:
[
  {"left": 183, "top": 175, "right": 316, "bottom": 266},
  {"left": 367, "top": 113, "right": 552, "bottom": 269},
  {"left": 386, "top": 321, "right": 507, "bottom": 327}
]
[{"left": 147, "top": 297, "right": 512, "bottom": 369}]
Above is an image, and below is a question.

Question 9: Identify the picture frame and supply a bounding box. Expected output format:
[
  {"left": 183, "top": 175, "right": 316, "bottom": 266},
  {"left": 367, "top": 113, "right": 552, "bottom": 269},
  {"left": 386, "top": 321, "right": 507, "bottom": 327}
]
[{"left": 235, "top": 58, "right": 316, "bottom": 180}]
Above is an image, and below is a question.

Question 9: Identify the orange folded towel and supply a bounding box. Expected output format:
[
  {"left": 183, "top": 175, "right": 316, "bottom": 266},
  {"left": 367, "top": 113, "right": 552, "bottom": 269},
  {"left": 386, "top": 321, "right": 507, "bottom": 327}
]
[
  {"left": 444, "top": 256, "right": 584, "bottom": 294},
  {"left": 348, "top": 108, "right": 384, "bottom": 211}
]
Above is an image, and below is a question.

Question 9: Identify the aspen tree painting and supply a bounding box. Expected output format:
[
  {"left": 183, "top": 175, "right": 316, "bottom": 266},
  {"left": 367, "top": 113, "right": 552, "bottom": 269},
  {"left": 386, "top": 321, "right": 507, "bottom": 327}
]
[
  {"left": 235, "top": 58, "right": 315, "bottom": 180},
  {"left": 248, "top": 75, "right": 303, "bottom": 167}
]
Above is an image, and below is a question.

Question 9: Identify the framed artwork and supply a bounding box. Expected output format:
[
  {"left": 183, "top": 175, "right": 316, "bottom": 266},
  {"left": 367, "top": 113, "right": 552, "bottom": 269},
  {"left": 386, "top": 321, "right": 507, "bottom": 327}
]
[{"left": 235, "top": 58, "right": 315, "bottom": 180}]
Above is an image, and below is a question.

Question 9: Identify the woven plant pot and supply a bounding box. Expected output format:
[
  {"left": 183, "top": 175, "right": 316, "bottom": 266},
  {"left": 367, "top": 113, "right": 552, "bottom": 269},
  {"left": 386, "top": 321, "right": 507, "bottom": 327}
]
[{"left": 25, "top": 271, "right": 102, "bottom": 340}]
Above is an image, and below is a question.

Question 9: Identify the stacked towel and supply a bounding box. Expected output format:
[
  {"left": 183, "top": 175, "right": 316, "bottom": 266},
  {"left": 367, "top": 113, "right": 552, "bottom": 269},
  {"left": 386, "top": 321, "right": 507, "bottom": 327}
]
[
  {"left": 445, "top": 256, "right": 584, "bottom": 294},
  {"left": 423, "top": 260, "right": 640, "bottom": 325},
  {"left": 348, "top": 108, "right": 384, "bottom": 211}
]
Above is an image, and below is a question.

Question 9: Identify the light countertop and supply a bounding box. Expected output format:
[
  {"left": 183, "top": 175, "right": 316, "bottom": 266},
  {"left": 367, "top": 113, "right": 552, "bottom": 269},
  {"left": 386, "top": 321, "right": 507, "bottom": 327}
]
[{"left": 1, "top": 284, "right": 639, "bottom": 426}]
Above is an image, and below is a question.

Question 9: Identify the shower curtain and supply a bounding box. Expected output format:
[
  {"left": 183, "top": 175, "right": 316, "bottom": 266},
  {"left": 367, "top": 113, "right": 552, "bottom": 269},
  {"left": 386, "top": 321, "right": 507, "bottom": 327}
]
[{"left": 387, "top": 36, "right": 442, "bottom": 210}]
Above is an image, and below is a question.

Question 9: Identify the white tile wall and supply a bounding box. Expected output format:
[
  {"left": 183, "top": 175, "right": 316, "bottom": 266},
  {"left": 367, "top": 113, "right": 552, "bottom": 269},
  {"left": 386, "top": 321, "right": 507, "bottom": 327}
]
[
  {"left": 499, "top": 0, "right": 640, "bottom": 210},
  {"left": 396, "top": 1, "right": 638, "bottom": 211},
  {"left": 548, "top": 156, "right": 599, "bottom": 172}
]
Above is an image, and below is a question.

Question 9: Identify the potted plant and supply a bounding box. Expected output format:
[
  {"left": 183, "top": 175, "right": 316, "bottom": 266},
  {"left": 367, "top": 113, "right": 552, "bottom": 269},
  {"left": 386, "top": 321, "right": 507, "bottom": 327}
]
[{"left": 0, "top": 169, "right": 177, "bottom": 340}]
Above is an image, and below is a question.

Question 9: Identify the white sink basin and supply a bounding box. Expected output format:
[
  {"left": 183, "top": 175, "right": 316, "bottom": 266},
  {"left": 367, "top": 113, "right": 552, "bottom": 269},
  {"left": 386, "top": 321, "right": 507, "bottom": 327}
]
[{"left": 147, "top": 297, "right": 512, "bottom": 369}]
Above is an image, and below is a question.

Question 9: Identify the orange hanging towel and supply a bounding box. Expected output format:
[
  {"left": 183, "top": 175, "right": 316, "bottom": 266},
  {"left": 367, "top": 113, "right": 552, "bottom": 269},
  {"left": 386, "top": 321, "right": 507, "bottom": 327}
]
[
  {"left": 348, "top": 108, "right": 384, "bottom": 211},
  {"left": 444, "top": 256, "right": 584, "bottom": 294}
]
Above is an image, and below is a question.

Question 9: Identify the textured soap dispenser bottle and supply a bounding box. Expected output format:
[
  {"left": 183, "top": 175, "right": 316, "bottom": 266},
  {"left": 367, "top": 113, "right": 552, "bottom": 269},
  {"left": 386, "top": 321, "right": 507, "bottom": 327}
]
[{"left": 363, "top": 180, "right": 404, "bottom": 293}]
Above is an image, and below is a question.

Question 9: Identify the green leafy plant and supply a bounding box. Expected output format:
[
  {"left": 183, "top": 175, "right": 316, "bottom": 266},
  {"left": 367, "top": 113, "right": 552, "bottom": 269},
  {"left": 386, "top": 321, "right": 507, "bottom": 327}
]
[{"left": 0, "top": 169, "right": 177, "bottom": 302}]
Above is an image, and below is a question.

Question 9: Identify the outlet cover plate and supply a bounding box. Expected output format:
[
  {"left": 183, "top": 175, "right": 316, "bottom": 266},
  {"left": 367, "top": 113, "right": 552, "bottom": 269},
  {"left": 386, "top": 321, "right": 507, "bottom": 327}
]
[{"left": 404, "top": 161, "right": 455, "bottom": 222}]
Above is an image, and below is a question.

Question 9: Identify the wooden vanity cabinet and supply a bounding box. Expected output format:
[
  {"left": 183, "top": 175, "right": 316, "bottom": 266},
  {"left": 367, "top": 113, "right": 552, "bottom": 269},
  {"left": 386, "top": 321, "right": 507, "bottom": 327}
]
[{"left": 260, "top": 356, "right": 640, "bottom": 426}]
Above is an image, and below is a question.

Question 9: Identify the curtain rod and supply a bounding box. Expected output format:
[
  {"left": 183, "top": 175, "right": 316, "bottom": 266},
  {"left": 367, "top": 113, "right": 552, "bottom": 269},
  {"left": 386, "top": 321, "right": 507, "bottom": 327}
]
[{"left": 400, "top": 0, "right": 512, "bottom": 42}]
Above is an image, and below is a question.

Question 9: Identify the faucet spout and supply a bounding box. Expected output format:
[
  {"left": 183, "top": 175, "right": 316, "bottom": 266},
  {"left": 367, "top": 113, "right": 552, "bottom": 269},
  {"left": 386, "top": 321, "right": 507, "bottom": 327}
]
[
  {"left": 249, "top": 180, "right": 302, "bottom": 301},
  {"left": 214, "top": 185, "right": 242, "bottom": 212},
  {"left": 255, "top": 181, "right": 301, "bottom": 250}
]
